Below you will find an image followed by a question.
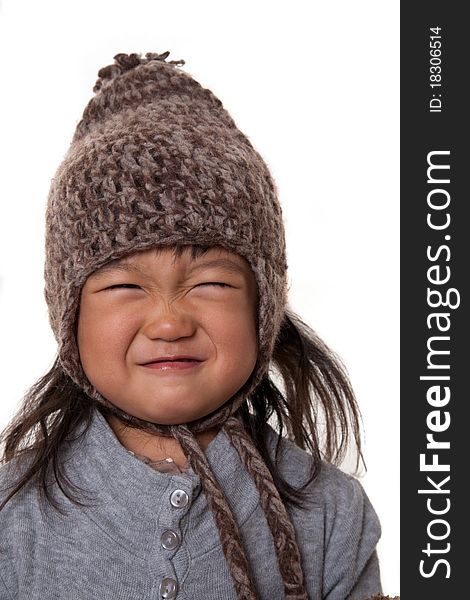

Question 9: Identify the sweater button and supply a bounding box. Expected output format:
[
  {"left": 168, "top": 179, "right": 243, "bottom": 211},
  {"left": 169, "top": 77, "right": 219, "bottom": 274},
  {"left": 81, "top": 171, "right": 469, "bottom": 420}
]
[
  {"left": 158, "top": 577, "right": 178, "bottom": 599},
  {"left": 161, "top": 529, "right": 181, "bottom": 550},
  {"left": 170, "top": 489, "right": 189, "bottom": 508}
]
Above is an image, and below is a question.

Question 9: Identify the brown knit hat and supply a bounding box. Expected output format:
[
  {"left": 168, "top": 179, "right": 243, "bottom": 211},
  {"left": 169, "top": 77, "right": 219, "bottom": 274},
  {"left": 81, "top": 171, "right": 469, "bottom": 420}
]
[{"left": 44, "top": 52, "right": 306, "bottom": 599}]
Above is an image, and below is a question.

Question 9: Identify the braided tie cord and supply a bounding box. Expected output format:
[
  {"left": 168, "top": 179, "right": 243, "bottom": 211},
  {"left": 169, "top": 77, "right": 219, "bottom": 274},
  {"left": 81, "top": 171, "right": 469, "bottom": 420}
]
[
  {"left": 171, "top": 424, "right": 259, "bottom": 600},
  {"left": 222, "top": 417, "right": 308, "bottom": 600}
]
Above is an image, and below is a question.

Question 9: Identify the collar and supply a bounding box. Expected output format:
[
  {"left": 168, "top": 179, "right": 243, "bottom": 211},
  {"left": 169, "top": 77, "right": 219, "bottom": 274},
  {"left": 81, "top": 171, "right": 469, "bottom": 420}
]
[{"left": 57, "top": 406, "right": 261, "bottom": 558}]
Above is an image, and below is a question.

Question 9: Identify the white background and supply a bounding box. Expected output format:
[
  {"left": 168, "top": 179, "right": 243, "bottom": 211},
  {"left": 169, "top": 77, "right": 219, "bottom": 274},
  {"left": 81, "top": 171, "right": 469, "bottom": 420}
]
[{"left": 0, "top": 0, "right": 399, "bottom": 595}]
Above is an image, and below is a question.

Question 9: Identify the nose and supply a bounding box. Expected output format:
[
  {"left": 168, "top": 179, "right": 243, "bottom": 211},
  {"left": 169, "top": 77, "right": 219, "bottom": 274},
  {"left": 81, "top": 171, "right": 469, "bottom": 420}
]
[{"left": 141, "top": 302, "right": 197, "bottom": 341}]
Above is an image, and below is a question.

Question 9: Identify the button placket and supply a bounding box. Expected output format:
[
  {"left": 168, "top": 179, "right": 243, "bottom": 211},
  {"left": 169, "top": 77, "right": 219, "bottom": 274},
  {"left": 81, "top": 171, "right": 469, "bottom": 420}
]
[
  {"left": 160, "top": 488, "right": 190, "bottom": 555},
  {"left": 155, "top": 484, "right": 193, "bottom": 598}
]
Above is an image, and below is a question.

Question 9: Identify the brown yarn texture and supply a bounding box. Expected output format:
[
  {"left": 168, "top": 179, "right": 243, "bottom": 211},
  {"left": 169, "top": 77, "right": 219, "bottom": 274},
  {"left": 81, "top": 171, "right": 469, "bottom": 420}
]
[{"left": 43, "top": 51, "right": 305, "bottom": 599}]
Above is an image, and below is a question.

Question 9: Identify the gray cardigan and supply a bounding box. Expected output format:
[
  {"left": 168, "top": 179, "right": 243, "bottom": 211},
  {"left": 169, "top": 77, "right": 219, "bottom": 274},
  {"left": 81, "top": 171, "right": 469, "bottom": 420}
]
[{"left": 0, "top": 407, "right": 382, "bottom": 599}]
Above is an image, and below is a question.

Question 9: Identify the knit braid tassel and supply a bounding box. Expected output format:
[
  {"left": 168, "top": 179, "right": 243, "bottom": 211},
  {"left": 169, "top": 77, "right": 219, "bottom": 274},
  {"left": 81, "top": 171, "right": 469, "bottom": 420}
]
[
  {"left": 223, "top": 417, "right": 308, "bottom": 600},
  {"left": 171, "top": 425, "right": 259, "bottom": 600},
  {"left": 93, "top": 51, "right": 185, "bottom": 92}
]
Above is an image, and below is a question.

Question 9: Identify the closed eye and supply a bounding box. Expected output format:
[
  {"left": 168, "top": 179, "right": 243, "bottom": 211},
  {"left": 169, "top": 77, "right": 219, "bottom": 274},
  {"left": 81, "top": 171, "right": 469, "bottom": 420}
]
[
  {"left": 104, "top": 283, "right": 231, "bottom": 290},
  {"left": 105, "top": 284, "right": 141, "bottom": 290}
]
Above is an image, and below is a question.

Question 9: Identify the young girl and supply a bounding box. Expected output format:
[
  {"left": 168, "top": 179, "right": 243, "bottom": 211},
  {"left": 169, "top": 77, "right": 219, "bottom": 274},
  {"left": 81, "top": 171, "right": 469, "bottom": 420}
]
[{"left": 0, "top": 51, "right": 383, "bottom": 600}]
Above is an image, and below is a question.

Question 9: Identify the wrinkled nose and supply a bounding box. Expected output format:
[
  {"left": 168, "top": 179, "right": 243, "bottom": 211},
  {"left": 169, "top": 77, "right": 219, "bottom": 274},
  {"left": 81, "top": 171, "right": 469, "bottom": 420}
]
[{"left": 141, "top": 304, "right": 197, "bottom": 341}]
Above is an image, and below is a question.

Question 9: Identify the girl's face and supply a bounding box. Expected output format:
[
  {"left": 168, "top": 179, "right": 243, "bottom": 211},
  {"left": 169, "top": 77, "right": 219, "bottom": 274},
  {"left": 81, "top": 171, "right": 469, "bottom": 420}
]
[{"left": 77, "top": 246, "right": 258, "bottom": 425}]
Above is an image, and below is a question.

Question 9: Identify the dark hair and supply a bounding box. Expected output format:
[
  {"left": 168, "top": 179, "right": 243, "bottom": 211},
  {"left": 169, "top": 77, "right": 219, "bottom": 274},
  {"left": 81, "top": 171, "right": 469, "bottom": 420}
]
[{"left": 0, "top": 246, "right": 364, "bottom": 514}]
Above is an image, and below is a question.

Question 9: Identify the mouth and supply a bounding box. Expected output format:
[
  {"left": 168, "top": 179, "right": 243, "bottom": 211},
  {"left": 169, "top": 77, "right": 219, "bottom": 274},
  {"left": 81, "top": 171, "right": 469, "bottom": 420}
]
[{"left": 139, "top": 356, "right": 204, "bottom": 371}]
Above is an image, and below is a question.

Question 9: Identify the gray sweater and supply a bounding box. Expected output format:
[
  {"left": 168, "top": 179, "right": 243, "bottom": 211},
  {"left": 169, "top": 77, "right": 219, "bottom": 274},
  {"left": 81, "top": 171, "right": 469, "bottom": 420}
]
[{"left": 0, "top": 407, "right": 382, "bottom": 599}]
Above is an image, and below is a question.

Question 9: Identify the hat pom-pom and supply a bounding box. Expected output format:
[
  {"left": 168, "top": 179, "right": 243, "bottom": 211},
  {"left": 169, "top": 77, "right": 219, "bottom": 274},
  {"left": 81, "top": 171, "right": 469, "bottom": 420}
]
[{"left": 93, "top": 51, "right": 185, "bottom": 93}]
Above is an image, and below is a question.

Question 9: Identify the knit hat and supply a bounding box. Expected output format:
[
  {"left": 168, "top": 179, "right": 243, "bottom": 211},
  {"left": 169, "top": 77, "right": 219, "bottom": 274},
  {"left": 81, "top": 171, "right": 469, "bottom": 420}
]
[{"left": 44, "top": 52, "right": 306, "bottom": 599}]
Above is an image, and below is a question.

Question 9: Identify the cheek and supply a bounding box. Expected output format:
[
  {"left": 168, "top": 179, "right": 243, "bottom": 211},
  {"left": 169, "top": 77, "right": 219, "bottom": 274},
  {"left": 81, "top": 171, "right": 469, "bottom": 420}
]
[
  {"left": 77, "top": 301, "right": 136, "bottom": 373},
  {"left": 206, "top": 300, "right": 258, "bottom": 366}
]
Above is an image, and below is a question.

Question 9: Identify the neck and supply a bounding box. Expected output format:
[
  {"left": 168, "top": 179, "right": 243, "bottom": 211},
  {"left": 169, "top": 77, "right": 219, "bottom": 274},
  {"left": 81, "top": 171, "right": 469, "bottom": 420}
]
[{"left": 105, "top": 414, "right": 219, "bottom": 470}]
